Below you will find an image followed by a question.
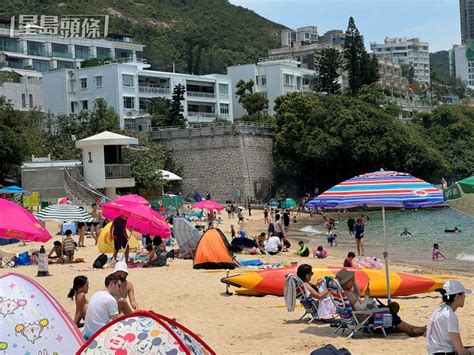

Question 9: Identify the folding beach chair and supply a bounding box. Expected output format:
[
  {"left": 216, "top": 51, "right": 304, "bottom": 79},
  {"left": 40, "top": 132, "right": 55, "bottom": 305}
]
[
  {"left": 325, "top": 276, "right": 391, "bottom": 338},
  {"left": 284, "top": 274, "right": 334, "bottom": 323},
  {"left": 0, "top": 249, "right": 17, "bottom": 268}
]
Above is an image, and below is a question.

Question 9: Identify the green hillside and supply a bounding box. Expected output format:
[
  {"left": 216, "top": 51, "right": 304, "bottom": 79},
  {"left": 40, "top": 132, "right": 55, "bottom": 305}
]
[
  {"left": 1, "top": 0, "right": 285, "bottom": 74},
  {"left": 430, "top": 50, "right": 450, "bottom": 81}
]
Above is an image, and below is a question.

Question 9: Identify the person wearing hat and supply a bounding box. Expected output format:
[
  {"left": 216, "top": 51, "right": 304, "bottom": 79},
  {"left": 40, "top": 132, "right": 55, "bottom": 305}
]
[
  {"left": 336, "top": 268, "right": 426, "bottom": 337},
  {"left": 426, "top": 280, "right": 473, "bottom": 354},
  {"left": 113, "top": 261, "right": 138, "bottom": 313}
]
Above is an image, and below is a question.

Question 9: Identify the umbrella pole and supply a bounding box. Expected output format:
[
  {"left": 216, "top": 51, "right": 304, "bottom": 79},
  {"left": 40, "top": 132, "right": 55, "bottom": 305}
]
[{"left": 382, "top": 206, "right": 391, "bottom": 302}]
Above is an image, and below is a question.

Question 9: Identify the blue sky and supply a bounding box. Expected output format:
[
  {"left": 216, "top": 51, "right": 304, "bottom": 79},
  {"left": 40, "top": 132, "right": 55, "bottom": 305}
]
[{"left": 229, "top": 0, "right": 459, "bottom": 52}]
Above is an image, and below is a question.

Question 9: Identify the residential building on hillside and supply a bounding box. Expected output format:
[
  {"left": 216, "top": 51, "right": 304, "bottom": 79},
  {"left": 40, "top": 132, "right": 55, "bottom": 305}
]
[
  {"left": 0, "top": 17, "right": 144, "bottom": 73},
  {"left": 370, "top": 37, "right": 430, "bottom": 85},
  {"left": 227, "top": 58, "right": 316, "bottom": 118},
  {"left": 319, "top": 30, "right": 345, "bottom": 46},
  {"left": 0, "top": 68, "right": 43, "bottom": 111},
  {"left": 450, "top": 42, "right": 474, "bottom": 88},
  {"left": 377, "top": 58, "right": 411, "bottom": 98},
  {"left": 280, "top": 26, "right": 318, "bottom": 47},
  {"left": 460, "top": 0, "right": 474, "bottom": 44},
  {"left": 43, "top": 60, "right": 233, "bottom": 129}
]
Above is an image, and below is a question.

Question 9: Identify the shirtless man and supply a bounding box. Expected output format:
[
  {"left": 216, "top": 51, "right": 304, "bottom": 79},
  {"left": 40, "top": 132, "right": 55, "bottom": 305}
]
[
  {"left": 113, "top": 262, "right": 138, "bottom": 312},
  {"left": 90, "top": 203, "right": 102, "bottom": 245}
]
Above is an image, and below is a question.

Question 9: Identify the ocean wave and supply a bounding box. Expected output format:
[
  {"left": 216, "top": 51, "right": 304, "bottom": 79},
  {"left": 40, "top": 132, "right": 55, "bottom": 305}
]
[
  {"left": 300, "top": 226, "right": 324, "bottom": 234},
  {"left": 456, "top": 254, "right": 474, "bottom": 262}
]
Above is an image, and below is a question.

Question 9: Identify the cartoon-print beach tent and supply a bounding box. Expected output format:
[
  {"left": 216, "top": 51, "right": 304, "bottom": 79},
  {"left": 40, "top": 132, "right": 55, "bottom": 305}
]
[
  {"left": 76, "top": 310, "right": 215, "bottom": 355},
  {"left": 0, "top": 272, "right": 83, "bottom": 354}
]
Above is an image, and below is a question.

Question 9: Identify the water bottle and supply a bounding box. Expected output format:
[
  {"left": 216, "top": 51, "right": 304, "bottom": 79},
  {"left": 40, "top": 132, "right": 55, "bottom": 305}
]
[{"left": 37, "top": 245, "right": 50, "bottom": 277}]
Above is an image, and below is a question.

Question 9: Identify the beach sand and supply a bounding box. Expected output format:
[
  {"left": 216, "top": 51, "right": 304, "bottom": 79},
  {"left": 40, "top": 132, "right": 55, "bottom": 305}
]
[{"left": 2, "top": 210, "right": 473, "bottom": 354}]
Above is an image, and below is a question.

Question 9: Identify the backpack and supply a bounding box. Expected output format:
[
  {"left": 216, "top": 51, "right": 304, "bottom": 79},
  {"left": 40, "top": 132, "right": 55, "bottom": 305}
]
[{"left": 93, "top": 254, "right": 108, "bottom": 269}]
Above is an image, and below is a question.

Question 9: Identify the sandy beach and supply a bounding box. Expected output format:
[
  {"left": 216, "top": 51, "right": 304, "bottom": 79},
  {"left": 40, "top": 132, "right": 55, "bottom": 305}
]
[{"left": 1, "top": 210, "right": 473, "bottom": 354}]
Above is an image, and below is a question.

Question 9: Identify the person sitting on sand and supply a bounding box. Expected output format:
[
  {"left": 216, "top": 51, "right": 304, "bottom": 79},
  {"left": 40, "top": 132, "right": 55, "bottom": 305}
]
[
  {"left": 143, "top": 237, "right": 168, "bottom": 267},
  {"left": 68, "top": 275, "right": 89, "bottom": 328},
  {"left": 297, "top": 264, "right": 330, "bottom": 299},
  {"left": 296, "top": 241, "right": 310, "bottom": 257},
  {"left": 83, "top": 273, "right": 127, "bottom": 340},
  {"left": 336, "top": 268, "right": 426, "bottom": 337},
  {"left": 344, "top": 252, "right": 356, "bottom": 267},
  {"left": 265, "top": 232, "right": 282, "bottom": 255},
  {"left": 113, "top": 261, "right": 139, "bottom": 312},
  {"left": 48, "top": 241, "right": 63, "bottom": 259},
  {"left": 432, "top": 243, "right": 447, "bottom": 261},
  {"left": 313, "top": 246, "right": 328, "bottom": 259},
  {"left": 426, "top": 280, "right": 473, "bottom": 355},
  {"left": 255, "top": 232, "right": 267, "bottom": 254}
]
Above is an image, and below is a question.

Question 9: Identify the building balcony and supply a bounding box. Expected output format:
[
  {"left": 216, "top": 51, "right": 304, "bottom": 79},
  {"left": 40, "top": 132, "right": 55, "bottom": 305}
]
[
  {"left": 188, "top": 112, "right": 216, "bottom": 118},
  {"left": 27, "top": 49, "right": 46, "bottom": 57},
  {"left": 105, "top": 164, "right": 131, "bottom": 179},
  {"left": 138, "top": 86, "right": 171, "bottom": 95},
  {"left": 187, "top": 91, "right": 216, "bottom": 98},
  {"left": 51, "top": 51, "right": 73, "bottom": 59}
]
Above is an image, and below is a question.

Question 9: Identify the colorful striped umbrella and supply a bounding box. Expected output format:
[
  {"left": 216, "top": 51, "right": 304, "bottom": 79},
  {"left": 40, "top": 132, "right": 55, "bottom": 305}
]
[{"left": 307, "top": 170, "right": 445, "bottom": 300}]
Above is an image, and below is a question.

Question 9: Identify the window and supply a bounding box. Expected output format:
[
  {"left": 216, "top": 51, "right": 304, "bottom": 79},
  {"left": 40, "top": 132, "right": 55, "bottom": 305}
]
[
  {"left": 81, "top": 100, "right": 88, "bottom": 111},
  {"left": 219, "top": 83, "right": 229, "bottom": 95},
  {"left": 32, "top": 60, "right": 48, "bottom": 73},
  {"left": 29, "top": 94, "right": 33, "bottom": 108},
  {"left": 96, "top": 47, "right": 111, "bottom": 59},
  {"left": 95, "top": 76, "right": 102, "bottom": 87},
  {"left": 220, "top": 103, "right": 229, "bottom": 115},
  {"left": 123, "top": 97, "right": 135, "bottom": 109},
  {"left": 284, "top": 74, "right": 294, "bottom": 85},
  {"left": 21, "top": 94, "right": 26, "bottom": 108},
  {"left": 122, "top": 74, "right": 134, "bottom": 87},
  {"left": 80, "top": 78, "right": 87, "bottom": 89},
  {"left": 261, "top": 76, "right": 267, "bottom": 86},
  {"left": 75, "top": 45, "right": 90, "bottom": 60},
  {"left": 71, "top": 101, "right": 76, "bottom": 113}
]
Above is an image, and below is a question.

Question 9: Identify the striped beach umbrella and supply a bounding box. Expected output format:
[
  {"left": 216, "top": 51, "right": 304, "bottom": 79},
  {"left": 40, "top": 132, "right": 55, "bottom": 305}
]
[
  {"left": 35, "top": 204, "right": 93, "bottom": 222},
  {"left": 307, "top": 170, "right": 445, "bottom": 300},
  {"left": 444, "top": 176, "right": 474, "bottom": 217}
]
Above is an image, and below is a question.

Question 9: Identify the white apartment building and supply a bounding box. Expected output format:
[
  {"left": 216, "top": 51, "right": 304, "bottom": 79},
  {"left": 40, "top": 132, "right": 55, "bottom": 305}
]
[
  {"left": 450, "top": 43, "right": 474, "bottom": 88},
  {"left": 0, "top": 68, "right": 43, "bottom": 111},
  {"left": 281, "top": 26, "right": 318, "bottom": 47},
  {"left": 0, "top": 24, "right": 144, "bottom": 73},
  {"left": 43, "top": 60, "right": 233, "bottom": 128},
  {"left": 370, "top": 37, "right": 430, "bottom": 85},
  {"left": 227, "top": 58, "right": 316, "bottom": 118}
]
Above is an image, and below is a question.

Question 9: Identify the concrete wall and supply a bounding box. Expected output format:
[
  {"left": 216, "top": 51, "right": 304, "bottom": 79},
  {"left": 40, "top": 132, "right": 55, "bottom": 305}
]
[
  {"left": 82, "top": 145, "right": 106, "bottom": 188},
  {"left": 151, "top": 123, "right": 273, "bottom": 203},
  {"left": 21, "top": 167, "right": 67, "bottom": 203},
  {"left": 0, "top": 80, "right": 43, "bottom": 112}
]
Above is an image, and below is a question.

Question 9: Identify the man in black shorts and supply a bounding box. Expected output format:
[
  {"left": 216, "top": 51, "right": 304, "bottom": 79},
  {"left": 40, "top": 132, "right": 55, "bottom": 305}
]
[{"left": 111, "top": 214, "right": 129, "bottom": 263}]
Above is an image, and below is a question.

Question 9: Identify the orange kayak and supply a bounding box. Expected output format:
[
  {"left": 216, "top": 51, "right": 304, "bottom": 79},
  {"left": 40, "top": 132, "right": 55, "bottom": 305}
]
[{"left": 221, "top": 266, "right": 447, "bottom": 297}]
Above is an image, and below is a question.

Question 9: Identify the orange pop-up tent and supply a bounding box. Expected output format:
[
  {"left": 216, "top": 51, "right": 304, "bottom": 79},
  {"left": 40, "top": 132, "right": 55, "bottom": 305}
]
[{"left": 193, "top": 228, "right": 239, "bottom": 269}]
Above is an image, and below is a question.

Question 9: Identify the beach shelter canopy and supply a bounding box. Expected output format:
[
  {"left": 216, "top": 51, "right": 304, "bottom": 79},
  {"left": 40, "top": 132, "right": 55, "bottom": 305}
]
[
  {"left": 114, "top": 194, "right": 151, "bottom": 207},
  {"left": 193, "top": 228, "right": 239, "bottom": 269},
  {"left": 281, "top": 198, "right": 297, "bottom": 209},
  {"left": 158, "top": 169, "right": 183, "bottom": 181},
  {"left": 172, "top": 216, "right": 201, "bottom": 253},
  {"left": 306, "top": 170, "right": 445, "bottom": 301},
  {"left": 0, "top": 273, "right": 83, "bottom": 353},
  {"left": 35, "top": 204, "right": 93, "bottom": 222},
  {"left": 0, "top": 198, "right": 51, "bottom": 242},
  {"left": 76, "top": 310, "right": 215, "bottom": 355},
  {"left": 98, "top": 222, "right": 140, "bottom": 253},
  {"left": 192, "top": 200, "right": 224, "bottom": 211},
  {"left": 0, "top": 185, "right": 29, "bottom": 194},
  {"left": 444, "top": 176, "right": 474, "bottom": 217}
]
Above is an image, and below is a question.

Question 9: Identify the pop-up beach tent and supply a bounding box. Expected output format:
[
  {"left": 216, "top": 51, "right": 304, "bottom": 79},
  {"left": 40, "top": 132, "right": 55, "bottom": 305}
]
[
  {"left": 193, "top": 228, "right": 239, "bottom": 269},
  {"left": 173, "top": 216, "right": 201, "bottom": 254},
  {"left": 97, "top": 221, "right": 140, "bottom": 253},
  {"left": 76, "top": 310, "right": 215, "bottom": 355},
  {"left": 0, "top": 273, "right": 83, "bottom": 353}
]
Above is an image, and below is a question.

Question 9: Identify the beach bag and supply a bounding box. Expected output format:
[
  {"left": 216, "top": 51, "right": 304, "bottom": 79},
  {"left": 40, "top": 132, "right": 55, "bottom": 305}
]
[
  {"left": 93, "top": 253, "right": 108, "bottom": 269},
  {"left": 15, "top": 252, "right": 31, "bottom": 266}
]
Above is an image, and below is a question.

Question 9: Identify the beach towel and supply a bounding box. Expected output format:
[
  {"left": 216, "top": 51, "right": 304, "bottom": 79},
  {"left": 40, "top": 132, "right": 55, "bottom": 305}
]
[
  {"left": 239, "top": 259, "right": 263, "bottom": 266},
  {"left": 284, "top": 275, "right": 298, "bottom": 312}
]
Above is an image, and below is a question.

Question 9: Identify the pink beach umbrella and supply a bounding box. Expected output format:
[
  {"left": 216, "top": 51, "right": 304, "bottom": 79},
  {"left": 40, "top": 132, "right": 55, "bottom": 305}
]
[
  {"left": 0, "top": 198, "right": 51, "bottom": 242},
  {"left": 102, "top": 201, "right": 170, "bottom": 238},
  {"left": 192, "top": 199, "right": 224, "bottom": 211},
  {"left": 114, "top": 194, "right": 150, "bottom": 207}
]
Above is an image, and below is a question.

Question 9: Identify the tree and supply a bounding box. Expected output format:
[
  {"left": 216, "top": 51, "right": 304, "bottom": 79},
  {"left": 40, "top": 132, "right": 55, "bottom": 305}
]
[
  {"left": 169, "top": 84, "right": 186, "bottom": 126},
  {"left": 148, "top": 97, "right": 172, "bottom": 127},
  {"left": 234, "top": 79, "right": 268, "bottom": 116},
  {"left": 318, "top": 48, "right": 342, "bottom": 94},
  {"left": 401, "top": 64, "right": 415, "bottom": 84},
  {"left": 85, "top": 98, "right": 120, "bottom": 135},
  {"left": 235, "top": 79, "right": 255, "bottom": 100}
]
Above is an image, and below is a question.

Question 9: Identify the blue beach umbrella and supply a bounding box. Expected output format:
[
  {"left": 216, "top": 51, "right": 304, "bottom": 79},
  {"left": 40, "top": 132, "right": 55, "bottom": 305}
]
[
  {"left": 0, "top": 185, "right": 29, "bottom": 194},
  {"left": 307, "top": 170, "right": 445, "bottom": 300}
]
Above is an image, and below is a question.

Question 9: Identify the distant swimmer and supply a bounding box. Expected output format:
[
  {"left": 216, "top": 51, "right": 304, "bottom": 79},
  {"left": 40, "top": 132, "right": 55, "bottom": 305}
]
[
  {"left": 444, "top": 227, "right": 461, "bottom": 233},
  {"left": 400, "top": 227, "right": 413, "bottom": 238}
]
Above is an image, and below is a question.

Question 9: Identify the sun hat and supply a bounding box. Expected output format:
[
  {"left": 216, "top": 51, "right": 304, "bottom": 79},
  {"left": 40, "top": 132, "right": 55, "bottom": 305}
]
[
  {"left": 443, "top": 280, "right": 472, "bottom": 296},
  {"left": 335, "top": 268, "right": 355, "bottom": 285},
  {"left": 114, "top": 261, "right": 129, "bottom": 274}
]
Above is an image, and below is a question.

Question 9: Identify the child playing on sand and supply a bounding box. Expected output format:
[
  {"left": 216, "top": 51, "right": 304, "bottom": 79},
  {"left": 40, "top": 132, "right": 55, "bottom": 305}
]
[
  {"left": 432, "top": 243, "right": 447, "bottom": 261},
  {"left": 230, "top": 225, "right": 236, "bottom": 239},
  {"left": 344, "top": 252, "right": 356, "bottom": 267},
  {"left": 327, "top": 233, "right": 337, "bottom": 247},
  {"left": 296, "top": 241, "right": 309, "bottom": 257},
  {"left": 63, "top": 229, "right": 76, "bottom": 263},
  {"left": 313, "top": 246, "right": 328, "bottom": 259}
]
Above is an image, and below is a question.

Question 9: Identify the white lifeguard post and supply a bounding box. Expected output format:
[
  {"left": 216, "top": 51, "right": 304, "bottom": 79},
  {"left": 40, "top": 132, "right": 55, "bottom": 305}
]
[{"left": 76, "top": 131, "right": 138, "bottom": 199}]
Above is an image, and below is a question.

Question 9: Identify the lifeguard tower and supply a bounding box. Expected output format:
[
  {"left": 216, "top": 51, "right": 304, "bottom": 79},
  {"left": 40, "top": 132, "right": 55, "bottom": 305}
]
[{"left": 76, "top": 131, "right": 138, "bottom": 199}]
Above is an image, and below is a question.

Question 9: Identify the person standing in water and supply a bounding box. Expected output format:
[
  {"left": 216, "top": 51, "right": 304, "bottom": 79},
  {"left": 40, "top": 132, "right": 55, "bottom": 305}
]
[{"left": 432, "top": 243, "right": 447, "bottom": 261}]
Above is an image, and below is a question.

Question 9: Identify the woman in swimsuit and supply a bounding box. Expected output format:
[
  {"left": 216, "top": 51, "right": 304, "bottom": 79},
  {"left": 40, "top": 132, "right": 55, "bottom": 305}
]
[
  {"left": 91, "top": 203, "right": 102, "bottom": 245},
  {"left": 68, "top": 275, "right": 89, "bottom": 327}
]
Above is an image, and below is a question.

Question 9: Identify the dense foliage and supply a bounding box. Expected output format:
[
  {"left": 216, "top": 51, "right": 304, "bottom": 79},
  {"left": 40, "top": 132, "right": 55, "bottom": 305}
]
[
  {"left": 430, "top": 51, "right": 450, "bottom": 82},
  {"left": 317, "top": 48, "right": 342, "bottom": 94},
  {"left": 0, "top": 0, "right": 283, "bottom": 74},
  {"left": 272, "top": 87, "right": 451, "bottom": 195}
]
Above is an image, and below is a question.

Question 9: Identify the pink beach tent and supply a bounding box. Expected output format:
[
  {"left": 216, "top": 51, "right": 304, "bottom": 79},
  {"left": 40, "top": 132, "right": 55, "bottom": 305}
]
[
  {"left": 0, "top": 273, "right": 83, "bottom": 353},
  {"left": 192, "top": 200, "right": 224, "bottom": 212},
  {"left": 0, "top": 198, "right": 51, "bottom": 242},
  {"left": 76, "top": 310, "right": 216, "bottom": 355}
]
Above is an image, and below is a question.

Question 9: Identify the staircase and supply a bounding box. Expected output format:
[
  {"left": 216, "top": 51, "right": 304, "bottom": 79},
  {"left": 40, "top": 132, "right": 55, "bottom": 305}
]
[{"left": 64, "top": 166, "right": 109, "bottom": 210}]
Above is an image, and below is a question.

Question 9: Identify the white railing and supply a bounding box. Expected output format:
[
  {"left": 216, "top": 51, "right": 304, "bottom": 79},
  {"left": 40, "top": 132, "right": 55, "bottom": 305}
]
[
  {"left": 187, "top": 91, "right": 215, "bottom": 98},
  {"left": 187, "top": 112, "right": 216, "bottom": 118},
  {"left": 138, "top": 86, "right": 171, "bottom": 95}
]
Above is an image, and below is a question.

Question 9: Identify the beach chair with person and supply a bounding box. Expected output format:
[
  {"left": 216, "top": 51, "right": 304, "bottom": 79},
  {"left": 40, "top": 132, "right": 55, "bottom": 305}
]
[{"left": 325, "top": 276, "right": 392, "bottom": 338}]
